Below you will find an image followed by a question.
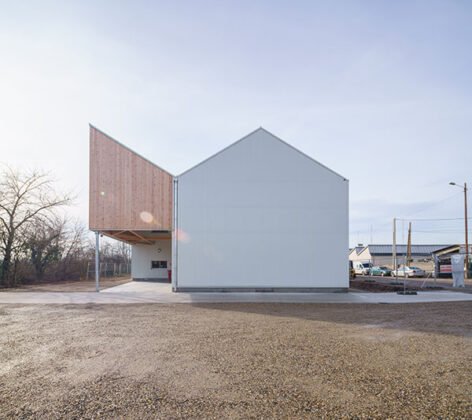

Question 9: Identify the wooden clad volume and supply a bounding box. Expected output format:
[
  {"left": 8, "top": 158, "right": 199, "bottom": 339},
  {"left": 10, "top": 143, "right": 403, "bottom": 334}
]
[{"left": 89, "top": 126, "right": 173, "bottom": 231}]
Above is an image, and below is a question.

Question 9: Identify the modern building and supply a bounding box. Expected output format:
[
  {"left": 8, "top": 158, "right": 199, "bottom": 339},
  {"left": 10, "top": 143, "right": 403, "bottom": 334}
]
[{"left": 89, "top": 126, "right": 349, "bottom": 292}]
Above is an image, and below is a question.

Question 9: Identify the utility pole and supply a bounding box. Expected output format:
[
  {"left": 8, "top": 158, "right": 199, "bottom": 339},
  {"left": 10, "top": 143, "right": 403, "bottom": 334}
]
[
  {"left": 449, "top": 182, "right": 469, "bottom": 279},
  {"left": 407, "top": 222, "right": 412, "bottom": 266},
  {"left": 464, "top": 183, "right": 469, "bottom": 279},
  {"left": 393, "top": 217, "right": 397, "bottom": 279},
  {"left": 465, "top": 183, "right": 469, "bottom": 279}
]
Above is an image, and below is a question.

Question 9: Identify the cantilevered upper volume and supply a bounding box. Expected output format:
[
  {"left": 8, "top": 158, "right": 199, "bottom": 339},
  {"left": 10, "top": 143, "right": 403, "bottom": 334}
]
[{"left": 89, "top": 125, "right": 173, "bottom": 240}]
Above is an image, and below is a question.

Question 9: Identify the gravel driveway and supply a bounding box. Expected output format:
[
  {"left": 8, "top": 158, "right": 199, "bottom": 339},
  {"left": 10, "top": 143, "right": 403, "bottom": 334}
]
[{"left": 1, "top": 302, "right": 471, "bottom": 418}]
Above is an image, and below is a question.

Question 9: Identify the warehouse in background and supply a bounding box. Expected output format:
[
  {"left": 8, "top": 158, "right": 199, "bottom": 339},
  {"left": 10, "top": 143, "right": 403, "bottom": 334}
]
[
  {"left": 89, "top": 126, "right": 349, "bottom": 292},
  {"left": 349, "top": 244, "right": 453, "bottom": 272},
  {"left": 349, "top": 243, "right": 472, "bottom": 278}
]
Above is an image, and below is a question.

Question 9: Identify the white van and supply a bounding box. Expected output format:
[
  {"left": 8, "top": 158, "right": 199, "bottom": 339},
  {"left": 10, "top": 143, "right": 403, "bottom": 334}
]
[{"left": 353, "top": 261, "right": 372, "bottom": 275}]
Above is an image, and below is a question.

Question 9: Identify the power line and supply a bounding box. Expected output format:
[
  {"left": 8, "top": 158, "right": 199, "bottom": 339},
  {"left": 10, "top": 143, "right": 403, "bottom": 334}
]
[
  {"left": 413, "top": 231, "right": 468, "bottom": 234},
  {"left": 414, "top": 229, "right": 468, "bottom": 233},
  {"left": 400, "top": 191, "right": 463, "bottom": 219},
  {"left": 397, "top": 217, "right": 471, "bottom": 222}
]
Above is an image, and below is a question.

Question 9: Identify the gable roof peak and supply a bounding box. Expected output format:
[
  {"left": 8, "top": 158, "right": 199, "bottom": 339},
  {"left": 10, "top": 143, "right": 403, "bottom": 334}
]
[
  {"left": 250, "top": 127, "right": 348, "bottom": 181},
  {"left": 179, "top": 127, "right": 348, "bottom": 180}
]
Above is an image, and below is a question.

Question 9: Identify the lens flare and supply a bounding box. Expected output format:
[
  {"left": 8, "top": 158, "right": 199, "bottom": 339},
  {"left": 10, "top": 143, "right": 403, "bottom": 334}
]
[
  {"left": 140, "top": 211, "right": 154, "bottom": 224},
  {"left": 176, "top": 228, "right": 190, "bottom": 243}
]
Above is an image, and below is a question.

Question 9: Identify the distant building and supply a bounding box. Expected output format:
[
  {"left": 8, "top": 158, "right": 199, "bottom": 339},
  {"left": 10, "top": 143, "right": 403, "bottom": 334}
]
[
  {"left": 433, "top": 245, "right": 472, "bottom": 277},
  {"left": 349, "top": 244, "right": 454, "bottom": 271}
]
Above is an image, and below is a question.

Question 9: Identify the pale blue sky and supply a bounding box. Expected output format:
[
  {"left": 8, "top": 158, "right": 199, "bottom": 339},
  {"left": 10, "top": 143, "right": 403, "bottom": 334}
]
[{"left": 1, "top": 0, "right": 471, "bottom": 246}]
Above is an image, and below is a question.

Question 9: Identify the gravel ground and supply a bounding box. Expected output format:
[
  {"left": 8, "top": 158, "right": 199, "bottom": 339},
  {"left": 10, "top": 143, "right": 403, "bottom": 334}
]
[{"left": 0, "top": 302, "right": 471, "bottom": 419}]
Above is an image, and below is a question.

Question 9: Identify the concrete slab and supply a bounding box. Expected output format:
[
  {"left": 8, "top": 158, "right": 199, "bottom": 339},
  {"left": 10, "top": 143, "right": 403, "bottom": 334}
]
[{"left": 0, "top": 281, "right": 472, "bottom": 304}]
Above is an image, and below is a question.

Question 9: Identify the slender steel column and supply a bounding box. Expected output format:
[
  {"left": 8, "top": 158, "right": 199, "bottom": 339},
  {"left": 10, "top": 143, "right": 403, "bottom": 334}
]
[{"left": 95, "top": 231, "right": 100, "bottom": 292}]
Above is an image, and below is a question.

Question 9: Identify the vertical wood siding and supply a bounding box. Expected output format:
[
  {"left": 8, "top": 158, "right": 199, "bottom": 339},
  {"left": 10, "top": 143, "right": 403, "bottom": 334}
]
[{"left": 89, "top": 126, "right": 173, "bottom": 231}]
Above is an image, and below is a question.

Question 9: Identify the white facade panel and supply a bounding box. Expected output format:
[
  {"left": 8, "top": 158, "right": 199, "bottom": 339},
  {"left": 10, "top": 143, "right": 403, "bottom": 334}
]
[
  {"left": 175, "top": 129, "right": 348, "bottom": 290},
  {"left": 132, "top": 240, "right": 171, "bottom": 280}
]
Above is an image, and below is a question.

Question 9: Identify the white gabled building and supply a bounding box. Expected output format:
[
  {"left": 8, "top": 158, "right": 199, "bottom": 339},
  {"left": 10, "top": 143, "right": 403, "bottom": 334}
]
[{"left": 89, "top": 127, "right": 349, "bottom": 292}]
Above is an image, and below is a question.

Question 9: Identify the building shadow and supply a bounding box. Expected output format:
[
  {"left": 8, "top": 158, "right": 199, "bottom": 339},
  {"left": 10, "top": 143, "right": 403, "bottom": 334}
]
[{"left": 189, "top": 301, "right": 472, "bottom": 338}]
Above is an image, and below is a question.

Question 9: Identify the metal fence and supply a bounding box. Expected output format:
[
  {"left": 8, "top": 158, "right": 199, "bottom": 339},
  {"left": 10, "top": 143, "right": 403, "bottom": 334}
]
[{"left": 85, "top": 262, "right": 131, "bottom": 280}]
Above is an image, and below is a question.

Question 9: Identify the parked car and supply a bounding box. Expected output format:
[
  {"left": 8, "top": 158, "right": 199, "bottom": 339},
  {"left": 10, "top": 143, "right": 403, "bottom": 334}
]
[
  {"left": 353, "top": 261, "right": 372, "bottom": 275},
  {"left": 391, "top": 266, "right": 425, "bottom": 278},
  {"left": 370, "top": 266, "right": 392, "bottom": 276},
  {"left": 349, "top": 261, "right": 356, "bottom": 279}
]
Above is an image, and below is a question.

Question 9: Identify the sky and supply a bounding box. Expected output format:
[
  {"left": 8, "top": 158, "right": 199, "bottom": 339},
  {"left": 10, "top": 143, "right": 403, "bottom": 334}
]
[{"left": 1, "top": 0, "right": 471, "bottom": 247}]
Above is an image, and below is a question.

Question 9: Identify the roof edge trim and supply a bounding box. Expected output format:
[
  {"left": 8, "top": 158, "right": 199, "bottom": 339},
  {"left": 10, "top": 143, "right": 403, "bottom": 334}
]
[
  {"left": 177, "top": 127, "right": 263, "bottom": 178},
  {"left": 259, "top": 127, "right": 348, "bottom": 181},
  {"left": 177, "top": 126, "right": 348, "bottom": 181}
]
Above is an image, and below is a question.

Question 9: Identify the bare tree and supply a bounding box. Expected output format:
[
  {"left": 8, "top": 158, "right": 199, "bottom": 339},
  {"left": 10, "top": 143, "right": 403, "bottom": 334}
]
[
  {"left": 55, "top": 219, "right": 90, "bottom": 281},
  {"left": 60, "top": 220, "right": 88, "bottom": 263},
  {"left": 116, "top": 241, "right": 131, "bottom": 263},
  {"left": 24, "top": 217, "right": 65, "bottom": 281},
  {"left": 0, "top": 167, "right": 72, "bottom": 286},
  {"left": 99, "top": 240, "right": 131, "bottom": 264}
]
